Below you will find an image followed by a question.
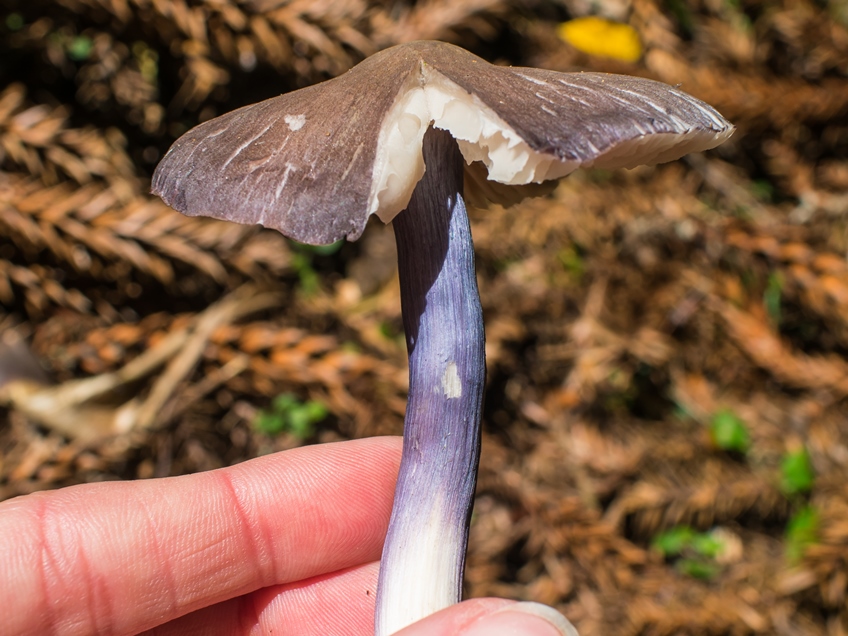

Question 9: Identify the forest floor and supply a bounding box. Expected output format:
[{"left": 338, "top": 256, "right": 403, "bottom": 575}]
[{"left": 2, "top": 0, "right": 848, "bottom": 634}]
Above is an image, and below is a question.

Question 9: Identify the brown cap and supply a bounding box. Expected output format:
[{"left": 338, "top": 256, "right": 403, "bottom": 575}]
[{"left": 153, "top": 41, "right": 734, "bottom": 245}]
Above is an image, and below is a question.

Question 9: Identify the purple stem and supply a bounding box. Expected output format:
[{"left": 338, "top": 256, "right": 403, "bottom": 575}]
[{"left": 374, "top": 127, "right": 486, "bottom": 635}]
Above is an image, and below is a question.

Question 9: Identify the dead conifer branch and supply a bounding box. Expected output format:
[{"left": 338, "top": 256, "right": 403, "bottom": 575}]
[
  {"left": 712, "top": 298, "right": 848, "bottom": 396},
  {"left": 0, "top": 258, "right": 90, "bottom": 315},
  {"left": 604, "top": 475, "right": 787, "bottom": 538},
  {"left": 0, "top": 86, "right": 294, "bottom": 304},
  {"left": 371, "top": 0, "right": 507, "bottom": 46},
  {"left": 43, "top": 0, "right": 519, "bottom": 99},
  {"left": 0, "top": 285, "right": 281, "bottom": 442}
]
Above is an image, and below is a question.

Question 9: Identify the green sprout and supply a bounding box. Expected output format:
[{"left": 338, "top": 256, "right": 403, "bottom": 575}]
[
  {"left": 652, "top": 526, "right": 696, "bottom": 556},
  {"left": 289, "top": 239, "right": 343, "bottom": 295},
  {"left": 46, "top": 31, "right": 94, "bottom": 61},
  {"left": 664, "top": 0, "right": 696, "bottom": 36},
  {"left": 750, "top": 179, "right": 775, "bottom": 203},
  {"left": 5, "top": 12, "right": 24, "bottom": 31},
  {"left": 677, "top": 559, "right": 721, "bottom": 579},
  {"left": 690, "top": 531, "right": 726, "bottom": 559},
  {"left": 132, "top": 41, "right": 159, "bottom": 82},
  {"left": 557, "top": 246, "right": 585, "bottom": 281},
  {"left": 253, "top": 393, "right": 328, "bottom": 439},
  {"left": 379, "top": 320, "right": 400, "bottom": 340},
  {"left": 764, "top": 272, "right": 783, "bottom": 326},
  {"left": 785, "top": 505, "right": 820, "bottom": 563},
  {"left": 585, "top": 168, "right": 613, "bottom": 183},
  {"left": 67, "top": 36, "right": 93, "bottom": 61},
  {"left": 652, "top": 525, "right": 728, "bottom": 580},
  {"left": 781, "top": 447, "right": 815, "bottom": 496},
  {"left": 709, "top": 408, "right": 751, "bottom": 454},
  {"left": 722, "top": 0, "right": 753, "bottom": 33},
  {"left": 291, "top": 252, "right": 320, "bottom": 295}
]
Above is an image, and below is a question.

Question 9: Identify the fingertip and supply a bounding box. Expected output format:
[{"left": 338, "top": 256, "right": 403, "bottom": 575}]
[
  {"left": 461, "top": 602, "right": 580, "bottom": 636},
  {"left": 394, "top": 600, "right": 579, "bottom": 636},
  {"left": 390, "top": 599, "right": 511, "bottom": 635}
]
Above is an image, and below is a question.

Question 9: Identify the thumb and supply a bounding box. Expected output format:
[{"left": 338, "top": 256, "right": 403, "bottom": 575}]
[{"left": 393, "top": 599, "right": 579, "bottom": 636}]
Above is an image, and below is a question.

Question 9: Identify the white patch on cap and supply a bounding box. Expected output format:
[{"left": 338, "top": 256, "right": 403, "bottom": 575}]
[
  {"left": 440, "top": 362, "right": 462, "bottom": 399},
  {"left": 284, "top": 114, "right": 306, "bottom": 131}
]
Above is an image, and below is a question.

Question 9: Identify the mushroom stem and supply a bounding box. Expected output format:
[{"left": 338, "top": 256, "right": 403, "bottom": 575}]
[{"left": 375, "top": 127, "right": 486, "bottom": 636}]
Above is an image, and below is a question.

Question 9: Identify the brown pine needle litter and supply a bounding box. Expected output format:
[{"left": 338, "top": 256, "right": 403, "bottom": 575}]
[{"left": 3, "top": 0, "right": 848, "bottom": 633}]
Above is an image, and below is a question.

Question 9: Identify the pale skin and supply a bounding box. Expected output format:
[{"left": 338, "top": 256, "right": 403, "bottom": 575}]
[{"left": 0, "top": 437, "right": 568, "bottom": 636}]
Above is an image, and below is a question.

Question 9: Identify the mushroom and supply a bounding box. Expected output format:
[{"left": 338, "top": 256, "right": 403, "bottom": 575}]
[{"left": 152, "top": 40, "right": 733, "bottom": 636}]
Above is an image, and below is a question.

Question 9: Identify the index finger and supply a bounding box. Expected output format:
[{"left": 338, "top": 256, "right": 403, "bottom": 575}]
[{"left": 0, "top": 436, "right": 402, "bottom": 636}]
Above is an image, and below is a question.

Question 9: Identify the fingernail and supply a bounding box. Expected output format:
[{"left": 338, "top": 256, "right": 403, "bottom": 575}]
[{"left": 463, "top": 602, "right": 580, "bottom": 636}]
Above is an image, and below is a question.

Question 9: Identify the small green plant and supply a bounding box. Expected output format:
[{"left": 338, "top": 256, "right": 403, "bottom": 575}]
[
  {"left": 722, "top": 0, "right": 753, "bottom": 32},
  {"left": 291, "top": 252, "right": 320, "bottom": 295},
  {"left": 379, "top": 320, "right": 399, "bottom": 340},
  {"left": 585, "top": 168, "right": 614, "bottom": 183},
  {"left": 5, "top": 12, "right": 24, "bottom": 30},
  {"left": 785, "top": 505, "right": 820, "bottom": 563},
  {"left": 557, "top": 246, "right": 585, "bottom": 281},
  {"left": 652, "top": 525, "right": 696, "bottom": 556},
  {"left": 132, "top": 41, "right": 159, "bottom": 82},
  {"left": 664, "top": 0, "right": 696, "bottom": 36},
  {"left": 46, "top": 30, "right": 94, "bottom": 61},
  {"left": 67, "top": 35, "right": 93, "bottom": 61},
  {"left": 289, "top": 240, "right": 343, "bottom": 295},
  {"left": 781, "top": 447, "right": 815, "bottom": 495},
  {"left": 677, "top": 559, "right": 721, "bottom": 579},
  {"left": 750, "top": 179, "right": 775, "bottom": 203},
  {"left": 652, "top": 525, "right": 727, "bottom": 579},
  {"left": 689, "top": 531, "right": 726, "bottom": 559},
  {"left": 709, "top": 408, "right": 751, "bottom": 453},
  {"left": 764, "top": 272, "right": 783, "bottom": 326},
  {"left": 253, "top": 394, "right": 328, "bottom": 439}
]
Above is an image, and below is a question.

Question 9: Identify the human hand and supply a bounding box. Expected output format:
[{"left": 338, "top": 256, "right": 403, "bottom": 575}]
[{"left": 0, "top": 437, "right": 575, "bottom": 636}]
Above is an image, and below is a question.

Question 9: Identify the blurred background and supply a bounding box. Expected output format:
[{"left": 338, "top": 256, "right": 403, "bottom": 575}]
[{"left": 2, "top": 0, "right": 848, "bottom": 633}]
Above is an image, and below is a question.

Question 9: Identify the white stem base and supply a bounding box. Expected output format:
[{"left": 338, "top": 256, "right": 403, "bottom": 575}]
[{"left": 376, "top": 499, "right": 462, "bottom": 635}]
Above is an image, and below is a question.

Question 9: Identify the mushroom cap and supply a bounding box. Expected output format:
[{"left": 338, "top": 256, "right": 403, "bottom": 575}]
[{"left": 152, "top": 41, "right": 734, "bottom": 245}]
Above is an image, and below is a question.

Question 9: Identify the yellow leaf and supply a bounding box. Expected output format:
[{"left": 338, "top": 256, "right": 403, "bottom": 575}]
[{"left": 557, "top": 16, "right": 643, "bottom": 63}]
